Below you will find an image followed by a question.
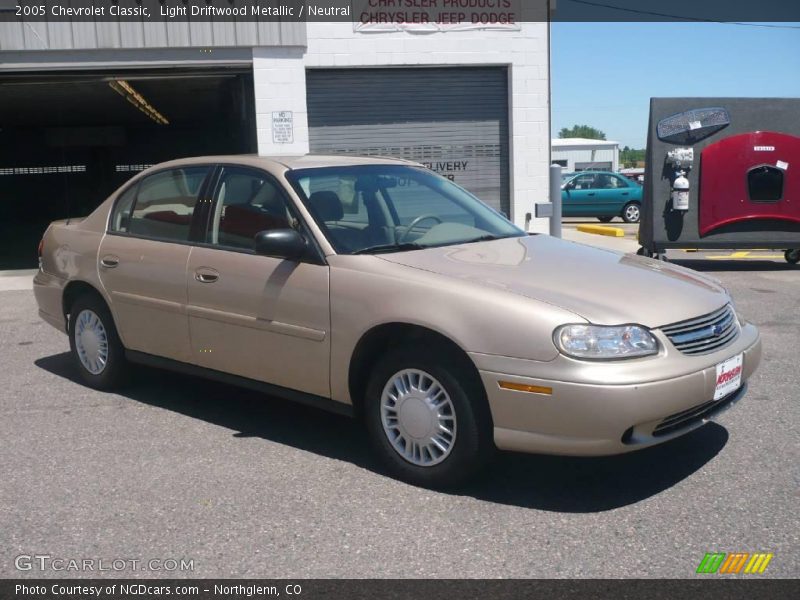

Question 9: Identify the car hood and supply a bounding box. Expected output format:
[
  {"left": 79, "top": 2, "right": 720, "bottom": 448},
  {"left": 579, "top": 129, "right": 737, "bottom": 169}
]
[{"left": 377, "top": 235, "right": 728, "bottom": 329}]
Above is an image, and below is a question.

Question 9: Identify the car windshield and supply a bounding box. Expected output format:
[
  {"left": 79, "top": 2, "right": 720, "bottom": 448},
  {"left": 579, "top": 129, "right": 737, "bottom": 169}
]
[{"left": 286, "top": 165, "right": 525, "bottom": 254}]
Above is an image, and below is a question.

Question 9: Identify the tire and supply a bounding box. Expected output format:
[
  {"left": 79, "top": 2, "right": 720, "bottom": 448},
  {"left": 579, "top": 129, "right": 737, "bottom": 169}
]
[
  {"left": 785, "top": 249, "right": 800, "bottom": 265},
  {"left": 597, "top": 216, "right": 614, "bottom": 223},
  {"left": 68, "top": 292, "right": 128, "bottom": 390},
  {"left": 364, "top": 345, "right": 494, "bottom": 488},
  {"left": 622, "top": 202, "right": 641, "bottom": 223}
]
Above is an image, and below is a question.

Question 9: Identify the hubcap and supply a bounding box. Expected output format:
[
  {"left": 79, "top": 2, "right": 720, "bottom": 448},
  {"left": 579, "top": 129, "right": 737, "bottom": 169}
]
[
  {"left": 626, "top": 205, "right": 640, "bottom": 222},
  {"left": 74, "top": 309, "right": 109, "bottom": 375},
  {"left": 380, "top": 369, "right": 457, "bottom": 467}
]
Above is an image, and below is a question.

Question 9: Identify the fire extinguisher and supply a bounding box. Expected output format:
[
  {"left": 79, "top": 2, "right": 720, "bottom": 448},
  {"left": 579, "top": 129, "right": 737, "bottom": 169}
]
[{"left": 672, "top": 171, "right": 690, "bottom": 211}]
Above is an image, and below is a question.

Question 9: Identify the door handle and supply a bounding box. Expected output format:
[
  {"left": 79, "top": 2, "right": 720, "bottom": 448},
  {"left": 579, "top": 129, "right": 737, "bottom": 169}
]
[
  {"left": 622, "top": 192, "right": 629, "bottom": 196},
  {"left": 100, "top": 256, "right": 119, "bottom": 268},
  {"left": 587, "top": 192, "right": 596, "bottom": 196},
  {"left": 194, "top": 271, "right": 219, "bottom": 283}
]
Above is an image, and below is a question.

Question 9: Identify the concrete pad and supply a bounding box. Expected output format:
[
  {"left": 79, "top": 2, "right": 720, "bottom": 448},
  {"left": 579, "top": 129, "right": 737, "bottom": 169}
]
[
  {"left": 561, "top": 229, "right": 640, "bottom": 254},
  {"left": 0, "top": 269, "right": 36, "bottom": 292}
]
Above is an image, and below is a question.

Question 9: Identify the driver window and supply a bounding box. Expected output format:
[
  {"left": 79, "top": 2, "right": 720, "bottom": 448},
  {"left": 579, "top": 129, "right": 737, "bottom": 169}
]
[
  {"left": 390, "top": 178, "right": 474, "bottom": 228},
  {"left": 208, "top": 168, "right": 293, "bottom": 251},
  {"left": 573, "top": 174, "right": 595, "bottom": 190}
]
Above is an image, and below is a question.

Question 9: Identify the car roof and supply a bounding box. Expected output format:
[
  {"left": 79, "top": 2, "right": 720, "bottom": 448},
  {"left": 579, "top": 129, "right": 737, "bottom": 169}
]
[
  {"left": 147, "top": 154, "right": 420, "bottom": 173},
  {"left": 567, "top": 170, "right": 620, "bottom": 176}
]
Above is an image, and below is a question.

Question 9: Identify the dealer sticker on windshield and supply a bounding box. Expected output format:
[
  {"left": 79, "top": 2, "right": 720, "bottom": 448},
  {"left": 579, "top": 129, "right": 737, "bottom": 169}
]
[{"left": 714, "top": 353, "right": 743, "bottom": 401}]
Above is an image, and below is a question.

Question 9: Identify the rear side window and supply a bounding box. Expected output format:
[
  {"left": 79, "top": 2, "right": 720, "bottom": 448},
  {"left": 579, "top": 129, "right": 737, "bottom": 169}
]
[
  {"left": 595, "top": 174, "right": 621, "bottom": 189},
  {"left": 123, "top": 167, "right": 210, "bottom": 242}
]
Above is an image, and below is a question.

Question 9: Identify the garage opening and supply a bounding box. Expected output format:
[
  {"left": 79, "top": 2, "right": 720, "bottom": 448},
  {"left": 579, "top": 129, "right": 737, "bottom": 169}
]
[
  {"left": 0, "top": 69, "right": 256, "bottom": 268},
  {"left": 307, "top": 67, "right": 510, "bottom": 217}
]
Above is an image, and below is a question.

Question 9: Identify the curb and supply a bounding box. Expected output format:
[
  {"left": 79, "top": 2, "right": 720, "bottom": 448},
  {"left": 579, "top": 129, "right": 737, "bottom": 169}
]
[{"left": 576, "top": 224, "right": 625, "bottom": 238}]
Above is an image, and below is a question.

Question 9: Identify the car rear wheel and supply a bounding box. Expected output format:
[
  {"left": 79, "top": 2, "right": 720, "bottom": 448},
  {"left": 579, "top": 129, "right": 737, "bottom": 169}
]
[
  {"left": 68, "top": 293, "right": 128, "bottom": 390},
  {"left": 622, "top": 202, "right": 641, "bottom": 223},
  {"left": 597, "top": 216, "right": 614, "bottom": 223},
  {"left": 364, "top": 346, "right": 493, "bottom": 488}
]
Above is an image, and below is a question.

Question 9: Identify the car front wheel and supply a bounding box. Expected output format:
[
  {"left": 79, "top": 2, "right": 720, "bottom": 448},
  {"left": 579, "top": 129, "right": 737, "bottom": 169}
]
[
  {"left": 622, "top": 202, "right": 641, "bottom": 223},
  {"left": 68, "top": 293, "right": 128, "bottom": 390},
  {"left": 364, "top": 346, "right": 493, "bottom": 488}
]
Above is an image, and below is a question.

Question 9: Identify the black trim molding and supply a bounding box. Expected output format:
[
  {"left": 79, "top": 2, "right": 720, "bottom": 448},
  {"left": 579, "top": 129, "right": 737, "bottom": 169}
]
[{"left": 125, "top": 350, "right": 354, "bottom": 418}]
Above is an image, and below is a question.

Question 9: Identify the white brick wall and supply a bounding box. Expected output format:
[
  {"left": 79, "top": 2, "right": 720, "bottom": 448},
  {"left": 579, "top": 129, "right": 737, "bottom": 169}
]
[
  {"left": 252, "top": 46, "right": 309, "bottom": 157},
  {"left": 253, "top": 22, "right": 551, "bottom": 232}
]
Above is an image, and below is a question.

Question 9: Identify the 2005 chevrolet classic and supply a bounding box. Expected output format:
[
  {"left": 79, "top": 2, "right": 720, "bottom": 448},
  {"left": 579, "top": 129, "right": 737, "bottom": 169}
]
[{"left": 34, "top": 155, "right": 761, "bottom": 486}]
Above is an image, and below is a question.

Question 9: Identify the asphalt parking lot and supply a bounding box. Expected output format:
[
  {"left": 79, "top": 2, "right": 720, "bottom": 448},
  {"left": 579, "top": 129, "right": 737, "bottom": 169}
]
[{"left": 1, "top": 251, "right": 798, "bottom": 579}]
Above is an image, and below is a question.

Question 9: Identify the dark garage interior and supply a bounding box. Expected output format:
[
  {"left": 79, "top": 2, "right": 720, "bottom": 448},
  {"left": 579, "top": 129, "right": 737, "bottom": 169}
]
[{"left": 0, "top": 69, "right": 256, "bottom": 269}]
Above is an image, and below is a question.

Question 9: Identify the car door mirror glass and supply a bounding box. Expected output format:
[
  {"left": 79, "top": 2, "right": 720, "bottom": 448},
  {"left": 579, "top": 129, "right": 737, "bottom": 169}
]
[{"left": 254, "top": 229, "right": 307, "bottom": 260}]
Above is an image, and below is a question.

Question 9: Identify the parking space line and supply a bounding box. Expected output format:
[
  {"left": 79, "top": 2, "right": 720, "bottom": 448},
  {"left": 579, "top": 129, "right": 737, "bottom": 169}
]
[{"left": 707, "top": 253, "right": 784, "bottom": 260}]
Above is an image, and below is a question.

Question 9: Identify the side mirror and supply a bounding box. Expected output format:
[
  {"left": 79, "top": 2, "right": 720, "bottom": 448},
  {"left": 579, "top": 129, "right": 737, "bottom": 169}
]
[{"left": 254, "top": 229, "right": 307, "bottom": 260}]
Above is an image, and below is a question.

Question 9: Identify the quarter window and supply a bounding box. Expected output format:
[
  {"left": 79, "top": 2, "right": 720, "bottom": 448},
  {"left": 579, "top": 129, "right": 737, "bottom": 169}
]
[
  {"left": 109, "top": 184, "right": 138, "bottom": 233},
  {"left": 126, "top": 167, "right": 210, "bottom": 242}
]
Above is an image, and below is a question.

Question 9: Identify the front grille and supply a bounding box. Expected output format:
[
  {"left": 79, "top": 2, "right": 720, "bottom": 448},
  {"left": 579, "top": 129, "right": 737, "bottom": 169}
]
[
  {"left": 652, "top": 388, "right": 741, "bottom": 437},
  {"left": 660, "top": 304, "right": 739, "bottom": 355}
]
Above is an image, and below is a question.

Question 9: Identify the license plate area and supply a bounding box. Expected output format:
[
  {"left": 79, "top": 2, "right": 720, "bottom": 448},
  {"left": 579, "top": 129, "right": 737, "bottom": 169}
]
[{"left": 714, "top": 353, "right": 743, "bottom": 400}]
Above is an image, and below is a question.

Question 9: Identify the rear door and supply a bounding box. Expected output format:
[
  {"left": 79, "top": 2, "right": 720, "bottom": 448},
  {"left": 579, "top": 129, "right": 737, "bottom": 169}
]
[
  {"left": 592, "top": 173, "right": 631, "bottom": 216},
  {"left": 98, "top": 165, "right": 212, "bottom": 362},
  {"left": 185, "top": 166, "right": 331, "bottom": 397}
]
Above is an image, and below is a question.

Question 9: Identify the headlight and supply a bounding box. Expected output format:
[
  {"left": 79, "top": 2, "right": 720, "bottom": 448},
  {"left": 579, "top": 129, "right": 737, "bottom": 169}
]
[
  {"left": 727, "top": 296, "right": 746, "bottom": 325},
  {"left": 554, "top": 324, "right": 658, "bottom": 360}
]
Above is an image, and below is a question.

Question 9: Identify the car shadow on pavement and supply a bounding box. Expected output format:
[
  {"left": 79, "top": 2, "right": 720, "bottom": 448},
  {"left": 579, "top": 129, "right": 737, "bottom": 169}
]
[
  {"left": 36, "top": 351, "right": 728, "bottom": 513},
  {"left": 463, "top": 424, "right": 728, "bottom": 512},
  {"left": 669, "top": 258, "right": 798, "bottom": 272}
]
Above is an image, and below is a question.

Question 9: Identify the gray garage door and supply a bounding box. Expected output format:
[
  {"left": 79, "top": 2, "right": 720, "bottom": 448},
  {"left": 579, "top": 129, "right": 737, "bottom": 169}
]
[{"left": 306, "top": 67, "right": 510, "bottom": 215}]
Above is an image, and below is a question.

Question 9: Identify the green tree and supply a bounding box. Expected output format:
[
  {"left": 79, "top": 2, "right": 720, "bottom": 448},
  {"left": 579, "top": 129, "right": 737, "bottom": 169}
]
[
  {"left": 620, "top": 147, "right": 646, "bottom": 168},
  {"left": 558, "top": 125, "right": 606, "bottom": 140}
]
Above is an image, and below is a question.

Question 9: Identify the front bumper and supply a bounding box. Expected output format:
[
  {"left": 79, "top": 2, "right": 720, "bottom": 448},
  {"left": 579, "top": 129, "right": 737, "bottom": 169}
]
[{"left": 471, "top": 322, "right": 762, "bottom": 456}]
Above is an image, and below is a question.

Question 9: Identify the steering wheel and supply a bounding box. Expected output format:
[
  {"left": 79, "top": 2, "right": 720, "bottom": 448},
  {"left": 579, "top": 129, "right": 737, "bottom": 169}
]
[{"left": 398, "top": 214, "right": 443, "bottom": 243}]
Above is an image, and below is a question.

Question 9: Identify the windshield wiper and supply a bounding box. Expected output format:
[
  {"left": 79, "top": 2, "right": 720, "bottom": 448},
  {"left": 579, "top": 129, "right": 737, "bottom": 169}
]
[
  {"left": 352, "top": 242, "right": 424, "bottom": 255},
  {"left": 461, "top": 234, "right": 514, "bottom": 244}
]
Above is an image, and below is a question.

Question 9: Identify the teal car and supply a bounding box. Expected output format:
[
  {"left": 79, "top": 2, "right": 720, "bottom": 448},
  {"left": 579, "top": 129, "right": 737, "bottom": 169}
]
[{"left": 561, "top": 171, "right": 643, "bottom": 223}]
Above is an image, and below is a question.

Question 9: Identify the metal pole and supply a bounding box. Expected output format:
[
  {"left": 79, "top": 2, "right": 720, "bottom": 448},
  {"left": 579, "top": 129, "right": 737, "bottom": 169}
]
[{"left": 549, "top": 163, "right": 562, "bottom": 238}]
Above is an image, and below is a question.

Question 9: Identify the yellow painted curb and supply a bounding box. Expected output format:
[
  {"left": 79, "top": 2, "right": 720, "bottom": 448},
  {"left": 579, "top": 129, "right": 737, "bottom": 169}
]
[{"left": 576, "top": 224, "right": 625, "bottom": 237}]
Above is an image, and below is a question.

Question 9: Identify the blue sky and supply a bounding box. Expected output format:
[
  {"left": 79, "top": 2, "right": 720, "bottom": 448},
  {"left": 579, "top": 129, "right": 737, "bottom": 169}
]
[{"left": 551, "top": 22, "right": 800, "bottom": 148}]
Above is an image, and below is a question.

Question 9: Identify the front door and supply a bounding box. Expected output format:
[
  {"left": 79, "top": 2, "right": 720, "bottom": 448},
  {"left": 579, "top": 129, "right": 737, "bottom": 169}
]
[
  {"left": 186, "top": 166, "right": 331, "bottom": 398},
  {"left": 562, "top": 172, "right": 597, "bottom": 216},
  {"left": 98, "top": 165, "right": 212, "bottom": 362}
]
